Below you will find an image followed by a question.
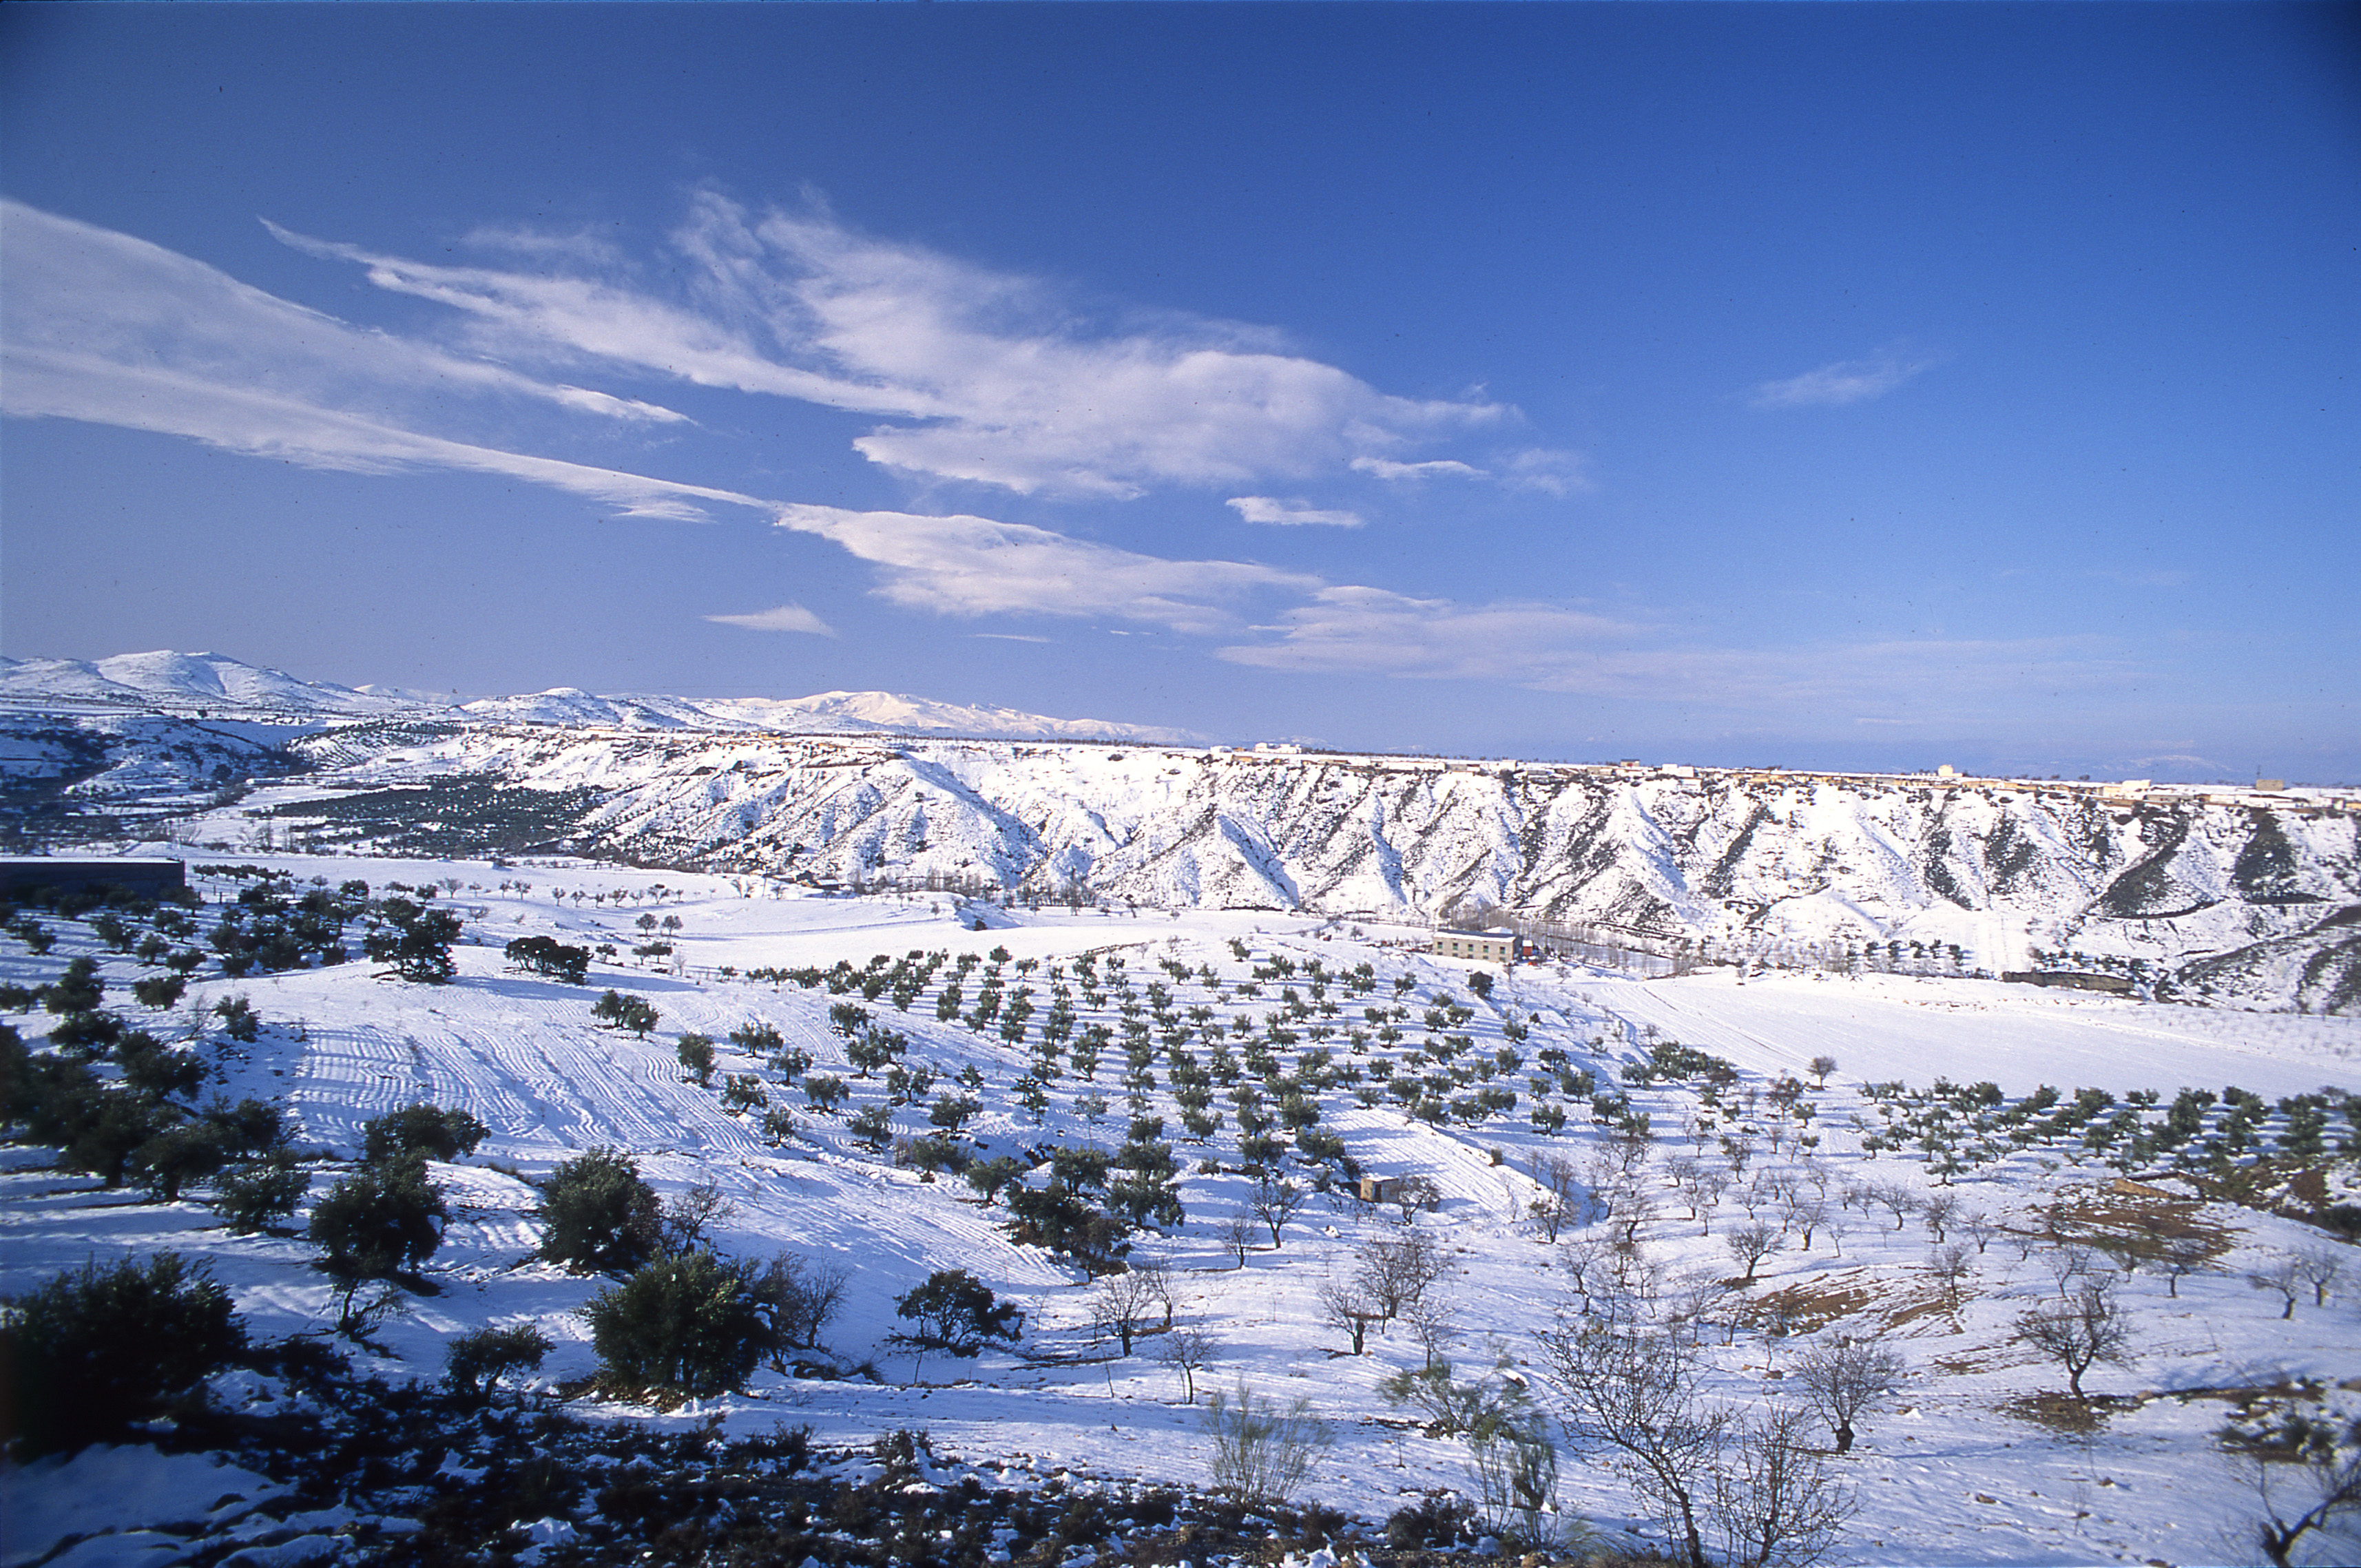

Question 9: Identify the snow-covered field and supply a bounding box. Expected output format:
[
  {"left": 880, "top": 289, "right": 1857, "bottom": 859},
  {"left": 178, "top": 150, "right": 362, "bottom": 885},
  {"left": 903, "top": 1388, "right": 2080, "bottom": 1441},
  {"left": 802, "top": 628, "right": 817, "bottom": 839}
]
[{"left": 8, "top": 852, "right": 2361, "bottom": 1565}]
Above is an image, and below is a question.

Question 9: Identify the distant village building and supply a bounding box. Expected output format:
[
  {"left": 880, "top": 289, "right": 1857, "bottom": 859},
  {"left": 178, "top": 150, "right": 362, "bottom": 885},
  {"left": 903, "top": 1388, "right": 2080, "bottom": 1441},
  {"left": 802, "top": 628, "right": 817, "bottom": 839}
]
[
  {"left": 2256, "top": 778, "right": 2287, "bottom": 793},
  {"left": 1431, "top": 928, "right": 1517, "bottom": 965}
]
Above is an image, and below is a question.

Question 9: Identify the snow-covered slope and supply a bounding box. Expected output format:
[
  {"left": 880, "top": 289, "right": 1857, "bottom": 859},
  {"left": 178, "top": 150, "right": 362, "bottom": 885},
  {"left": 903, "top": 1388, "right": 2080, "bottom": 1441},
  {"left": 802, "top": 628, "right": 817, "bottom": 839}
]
[
  {"left": 1, "top": 651, "right": 1192, "bottom": 743},
  {"left": 0, "top": 651, "right": 435, "bottom": 718},
  {"left": 5, "top": 653, "right": 2355, "bottom": 1012},
  {"left": 218, "top": 726, "right": 2361, "bottom": 1012}
]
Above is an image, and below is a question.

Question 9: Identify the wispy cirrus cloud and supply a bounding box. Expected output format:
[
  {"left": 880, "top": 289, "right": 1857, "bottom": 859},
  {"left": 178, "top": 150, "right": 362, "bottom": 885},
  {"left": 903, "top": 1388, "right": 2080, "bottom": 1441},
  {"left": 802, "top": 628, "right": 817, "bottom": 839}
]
[
  {"left": 1350, "top": 456, "right": 1488, "bottom": 482},
  {"left": 1219, "top": 584, "right": 2128, "bottom": 722},
  {"left": 0, "top": 199, "right": 749, "bottom": 520},
  {"left": 1225, "top": 496, "right": 1365, "bottom": 528},
  {"left": 772, "top": 504, "right": 1319, "bottom": 635},
  {"left": 704, "top": 603, "right": 838, "bottom": 636},
  {"left": 6, "top": 200, "right": 687, "bottom": 430},
  {"left": 282, "top": 191, "right": 1510, "bottom": 499},
  {"left": 1747, "top": 343, "right": 1939, "bottom": 410}
]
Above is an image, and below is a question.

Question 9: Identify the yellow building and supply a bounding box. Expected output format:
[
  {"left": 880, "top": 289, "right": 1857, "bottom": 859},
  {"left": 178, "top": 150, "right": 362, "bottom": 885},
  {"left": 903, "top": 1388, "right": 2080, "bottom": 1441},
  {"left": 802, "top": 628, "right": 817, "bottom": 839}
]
[{"left": 1431, "top": 928, "right": 1517, "bottom": 965}]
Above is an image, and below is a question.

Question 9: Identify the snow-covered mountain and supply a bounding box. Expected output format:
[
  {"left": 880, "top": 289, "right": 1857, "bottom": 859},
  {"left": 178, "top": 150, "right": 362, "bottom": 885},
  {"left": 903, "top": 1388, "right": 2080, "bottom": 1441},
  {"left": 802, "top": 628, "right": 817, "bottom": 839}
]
[
  {"left": 0, "top": 651, "right": 435, "bottom": 718},
  {"left": 4, "top": 651, "right": 2354, "bottom": 1012},
  {"left": 459, "top": 685, "right": 1195, "bottom": 743},
  {"left": 0, "top": 651, "right": 1192, "bottom": 743}
]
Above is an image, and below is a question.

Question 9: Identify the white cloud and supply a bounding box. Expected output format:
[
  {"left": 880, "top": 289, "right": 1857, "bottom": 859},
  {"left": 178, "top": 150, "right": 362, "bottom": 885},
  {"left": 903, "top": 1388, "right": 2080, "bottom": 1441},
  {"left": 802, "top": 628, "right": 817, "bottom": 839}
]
[
  {"left": 1225, "top": 496, "right": 1365, "bottom": 528},
  {"left": 3, "top": 200, "right": 687, "bottom": 431},
  {"left": 1747, "top": 344, "right": 1938, "bottom": 409},
  {"left": 3, "top": 343, "right": 762, "bottom": 522},
  {"left": 1349, "top": 456, "right": 1488, "bottom": 482},
  {"left": 773, "top": 503, "right": 1317, "bottom": 634},
  {"left": 283, "top": 191, "right": 1509, "bottom": 499},
  {"left": 704, "top": 603, "right": 838, "bottom": 636},
  {"left": 1499, "top": 447, "right": 1591, "bottom": 496},
  {"left": 1218, "top": 586, "right": 1634, "bottom": 681}
]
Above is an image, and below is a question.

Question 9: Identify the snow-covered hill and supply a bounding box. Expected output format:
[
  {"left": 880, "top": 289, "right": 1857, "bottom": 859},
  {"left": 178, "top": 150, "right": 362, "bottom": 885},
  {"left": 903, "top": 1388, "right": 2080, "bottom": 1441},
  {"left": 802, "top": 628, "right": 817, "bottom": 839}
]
[
  {"left": 7, "top": 856, "right": 2361, "bottom": 1564},
  {"left": 223, "top": 725, "right": 2359, "bottom": 1013},
  {"left": 3, "top": 653, "right": 2355, "bottom": 1012},
  {"left": 0, "top": 651, "right": 1194, "bottom": 743},
  {"left": 0, "top": 651, "right": 436, "bottom": 718}
]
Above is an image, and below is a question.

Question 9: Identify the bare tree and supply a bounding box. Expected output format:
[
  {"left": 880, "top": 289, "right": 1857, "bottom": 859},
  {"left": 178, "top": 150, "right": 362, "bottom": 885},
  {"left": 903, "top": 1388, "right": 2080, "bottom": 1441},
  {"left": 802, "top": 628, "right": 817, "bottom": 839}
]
[
  {"left": 1808, "top": 1055, "right": 1838, "bottom": 1089},
  {"left": 1928, "top": 1243, "right": 1973, "bottom": 1309},
  {"left": 1537, "top": 1317, "right": 1727, "bottom": 1568},
  {"left": 1221, "top": 1206, "right": 1256, "bottom": 1267},
  {"left": 1780, "top": 1191, "right": 1827, "bottom": 1251},
  {"left": 1711, "top": 1405, "right": 1855, "bottom": 1568},
  {"left": 657, "top": 1180, "right": 739, "bottom": 1257},
  {"left": 1959, "top": 1210, "right": 1998, "bottom": 1255},
  {"left": 1090, "top": 1267, "right": 1166, "bottom": 1356},
  {"left": 1725, "top": 1222, "right": 1781, "bottom": 1284},
  {"left": 1318, "top": 1275, "right": 1383, "bottom": 1355},
  {"left": 1526, "top": 1151, "right": 1590, "bottom": 1242},
  {"left": 2044, "top": 1242, "right": 2099, "bottom": 1297},
  {"left": 1358, "top": 1230, "right": 1446, "bottom": 1324},
  {"left": 1251, "top": 1175, "right": 1309, "bottom": 1246},
  {"left": 2159, "top": 1235, "right": 2212, "bottom": 1299},
  {"left": 1871, "top": 1182, "right": 1918, "bottom": 1232},
  {"left": 1390, "top": 1174, "right": 1442, "bottom": 1223},
  {"left": 1792, "top": 1337, "right": 1906, "bottom": 1454},
  {"left": 1157, "top": 1324, "right": 1215, "bottom": 1404},
  {"left": 1404, "top": 1291, "right": 1462, "bottom": 1372},
  {"left": 2016, "top": 1275, "right": 2132, "bottom": 1403},
  {"left": 2233, "top": 1410, "right": 2361, "bottom": 1567},
  {"left": 1920, "top": 1191, "right": 1959, "bottom": 1244},
  {"left": 2251, "top": 1255, "right": 2306, "bottom": 1320},
  {"left": 1821, "top": 1208, "right": 1850, "bottom": 1259},
  {"left": 2296, "top": 1245, "right": 2345, "bottom": 1308},
  {"left": 1559, "top": 1234, "right": 1612, "bottom": 1315}
]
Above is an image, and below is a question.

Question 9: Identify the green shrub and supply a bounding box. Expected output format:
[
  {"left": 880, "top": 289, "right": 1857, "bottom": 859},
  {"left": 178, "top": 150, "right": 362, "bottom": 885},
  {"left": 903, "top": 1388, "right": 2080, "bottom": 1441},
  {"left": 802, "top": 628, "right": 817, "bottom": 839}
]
[
  {"left": 889, "top": 1268, "right": 1023, "bottom": 1359},
  {"left": 444, "top": 1321, "right": 553, "bottom": 1400},
  {"left": 215, "top": 1148, "right": 309, "bottom": 1232},
  {"left": 362, "top": 1102, "right": 487, "bottom": 1164},
  {"left": 309, "top": 1154, "right": 446, "bottom": 1279},
  {"left": 582, "top": 1252, "right": 768, "bottom": 1397},
  {"left": 1, "top": 1253, "right": 246, "bottom": 1456},
  {"left": 538, "top": 1147, "right": 661, "bottom": 1275}
]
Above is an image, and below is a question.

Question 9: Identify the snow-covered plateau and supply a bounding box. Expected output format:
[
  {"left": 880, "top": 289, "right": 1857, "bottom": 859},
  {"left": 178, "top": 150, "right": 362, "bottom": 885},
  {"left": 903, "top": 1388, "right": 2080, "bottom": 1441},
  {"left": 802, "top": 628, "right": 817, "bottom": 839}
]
[
  {"left": 2, "top": 651, "right": 2354, "bottom": 1017},
  {"left": 7, "top": 660, "right": 2361, "bottom": 1567}
]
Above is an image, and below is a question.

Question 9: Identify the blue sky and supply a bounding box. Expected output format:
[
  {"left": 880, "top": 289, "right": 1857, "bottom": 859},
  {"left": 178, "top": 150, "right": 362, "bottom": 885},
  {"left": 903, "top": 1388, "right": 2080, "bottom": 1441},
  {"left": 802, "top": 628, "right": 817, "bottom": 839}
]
[{"left": 3, "top": 4, "right": 2354, "bottom": 781}]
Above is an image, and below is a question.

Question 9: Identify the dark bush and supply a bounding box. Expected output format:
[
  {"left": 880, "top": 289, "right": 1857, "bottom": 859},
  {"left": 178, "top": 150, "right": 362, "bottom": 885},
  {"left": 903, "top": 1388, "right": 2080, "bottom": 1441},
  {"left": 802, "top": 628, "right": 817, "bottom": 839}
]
[
  {"left": 538, "top": 1147, "right": 662, "bottom": 1275},
  {"left": 45, "top": 957, "right": 104, "bottom": 1014},
  {"left": 745, "top": 1253, "right": 850, "bottom": 1361},
  {"left": 309, "top": 1154, "right": 446, "bottom": 1279},
  {"left": 130, "top": 1119, "right": 233, "bottom": 1202},
  {"left": 131, "top": 974, "right": 189, "bottom": 1010},
  {"left": 889, "top": 1268, "right": 1023, "bottom": 1358},
  {"left": 1, "top": 1253, "right": 246, "bottom": 1457},
  {"left": 215, "top": 1148, "right": 309, "bottom": 1232},
  {"left": 119, "top": 1032, "right": 207, "bottom": 1098},
  {"left": 582, "top": 1252, "right": 768, "bottom": 1397},
  {"left": 47, "top": 1010, "right": 124, "bottom": 1054},
  {"left": 362, "top": 1102, "right": 488, "bottom": 1164},
  {"left": 444, "top": 1321, "right": 554, "bottom": 1400}
]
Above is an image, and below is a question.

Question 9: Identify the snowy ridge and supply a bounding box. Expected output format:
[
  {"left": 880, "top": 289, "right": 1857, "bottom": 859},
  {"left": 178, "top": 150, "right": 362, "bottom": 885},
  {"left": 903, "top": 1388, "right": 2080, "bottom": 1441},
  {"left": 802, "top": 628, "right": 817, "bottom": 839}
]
[
  {"left": 0, "top": 651, "right": 437, "bottom": 718},
  {"left": 230, "top": 727, "right": 2361, "bottom": 1013},
  {"left": 0, "top": 651, "right": 1194, "bottom": 742}
]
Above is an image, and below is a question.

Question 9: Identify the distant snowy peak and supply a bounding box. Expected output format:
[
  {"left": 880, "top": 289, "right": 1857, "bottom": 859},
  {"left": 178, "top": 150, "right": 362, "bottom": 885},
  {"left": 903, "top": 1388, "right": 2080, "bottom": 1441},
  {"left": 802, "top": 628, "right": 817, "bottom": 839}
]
[
  {"left": 691, "top": 690, "right": 1199, "bottom": 744},
  {"left": 465, "top": 686, "right": 1195, "bottom": 742},
  {"left": 460, "top": 688, "right": 758, "bottom": 731},
  {"left": 0, "top": 654, "right": 1194, "bottom": 743},
  {"left": 0, "top": 651, "right": 437, "bottom": 716}
]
